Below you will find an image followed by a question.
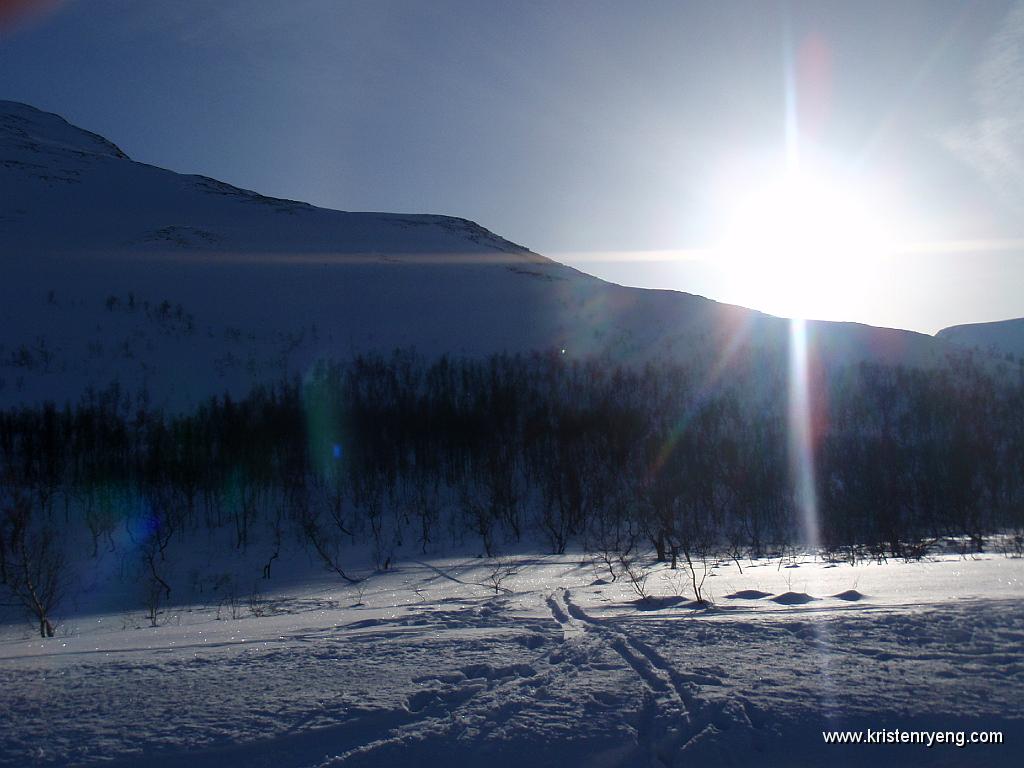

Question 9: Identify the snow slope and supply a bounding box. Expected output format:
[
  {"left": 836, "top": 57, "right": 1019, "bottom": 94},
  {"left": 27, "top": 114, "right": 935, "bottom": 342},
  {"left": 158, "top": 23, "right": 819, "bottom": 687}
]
[
  {"left": 1, "top": 551, "right": 1021, "bottom": 767},
  {"left": 938, "top": 317, "right": 1024, "bottom": 359},
  {"left": 0, "top": 100, "right": 943, "bottom": 408}
]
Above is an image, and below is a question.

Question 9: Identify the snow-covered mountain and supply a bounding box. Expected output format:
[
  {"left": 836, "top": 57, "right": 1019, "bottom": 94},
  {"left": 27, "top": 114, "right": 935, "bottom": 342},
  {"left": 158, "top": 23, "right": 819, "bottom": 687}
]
[
  {"left": 1, "top": 100, "right": 941, "bottom": 408},
  {"left": 937, "top": 317, "right": 1024, "bottom": 359}
]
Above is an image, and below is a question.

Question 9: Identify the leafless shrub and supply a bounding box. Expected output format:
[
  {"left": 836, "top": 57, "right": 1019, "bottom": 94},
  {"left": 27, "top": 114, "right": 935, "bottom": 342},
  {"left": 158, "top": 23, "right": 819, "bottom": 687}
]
[
  {"left": 351, "top": 580, "right": 368, "bottom": 607},
  {"left": 901, "top": 537, "right": 937, "bottom": 562},
  {"left": 723, "top": 532, "right": 746, "bottom": 574},
  {"left": 143, "top": 578, "right": 165, "bottom": 627},
  {"left": 620, "top": 554, "right": 650, "bottom": 600},
  {"left": 482, "top": 557, "right": 518, "bottom": 595},
  {"left": 300, "top": 505, "right": 359, "bottom": 584},
  {"left": 661, "top": 567, "right": 689, "bottom": 597},
  {"left": 1002, "top": 531, "right": 1024, "bottom": 559},
  {"left": 681, "top": 543, "right": 711, "bottom": 605},
  {"left": 1, "top": 495, "right": 66, "bottom": 637},
  {"left": 249, "top": 584, "right": 270, "bottom": 617},
  {"left": 216, "top": 581, "right": 242, "bottom": 620}
]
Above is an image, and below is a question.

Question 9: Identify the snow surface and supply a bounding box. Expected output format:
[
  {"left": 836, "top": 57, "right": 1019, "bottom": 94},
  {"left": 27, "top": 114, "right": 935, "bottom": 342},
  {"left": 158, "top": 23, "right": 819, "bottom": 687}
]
[
  {"left": 938, "top": 317, "right": 1024, "bottom": 359},
  {"left": 1, "top": 550, "right": 1021, "bottom": 767},
  {"left": 0, "top": 100, "right": 944, "bottom": 409}
]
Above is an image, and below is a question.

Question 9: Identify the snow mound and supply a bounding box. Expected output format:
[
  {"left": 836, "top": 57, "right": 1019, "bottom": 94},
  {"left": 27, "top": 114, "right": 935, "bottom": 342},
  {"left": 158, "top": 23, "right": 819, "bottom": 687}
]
[
  {"left": 832, "top": 589, "right": 867, "bottom": 601},
  {"left": 633, "top": 595, "right": 693, "bottom": 611},
  {"left": 771, "top": 591, "right": 819, "bottom": 605},
  {"left": 725, "top": 589, "right": 773, "bottom": 600}
]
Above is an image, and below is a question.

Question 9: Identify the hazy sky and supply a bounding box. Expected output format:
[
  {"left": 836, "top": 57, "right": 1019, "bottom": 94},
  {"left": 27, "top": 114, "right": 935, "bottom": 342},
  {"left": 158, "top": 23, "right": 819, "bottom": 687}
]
[{"left": 2, "top": 0, "right": 1023, "bottom": 333}]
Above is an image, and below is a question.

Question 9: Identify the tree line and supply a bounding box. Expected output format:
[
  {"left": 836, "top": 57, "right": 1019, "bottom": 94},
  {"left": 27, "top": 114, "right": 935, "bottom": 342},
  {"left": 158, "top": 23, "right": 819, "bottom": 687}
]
[{"left": 1, "top": 348, "right": 1022, "bottom": 633}]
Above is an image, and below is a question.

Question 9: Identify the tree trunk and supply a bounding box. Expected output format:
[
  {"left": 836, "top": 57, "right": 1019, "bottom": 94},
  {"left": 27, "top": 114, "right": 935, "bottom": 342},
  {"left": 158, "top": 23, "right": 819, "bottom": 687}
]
[{"left": 653, "top": 531, "right": 667, "bottom": 562}]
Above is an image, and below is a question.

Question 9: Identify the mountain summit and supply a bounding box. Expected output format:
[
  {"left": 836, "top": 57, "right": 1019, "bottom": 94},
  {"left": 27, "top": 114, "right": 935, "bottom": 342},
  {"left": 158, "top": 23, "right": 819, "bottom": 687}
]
[{"left": 1, "top": 100, "right": 129, "bottom": 162}]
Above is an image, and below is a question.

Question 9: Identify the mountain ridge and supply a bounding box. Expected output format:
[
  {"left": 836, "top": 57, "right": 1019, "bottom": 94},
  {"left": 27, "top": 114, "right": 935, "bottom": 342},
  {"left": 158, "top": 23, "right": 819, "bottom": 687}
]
[
  {"left": 0, "top": 99, "right": 946, "bottom": 408},
  {"left": 937, "top": 317, "right": 1024, "bottom": 359}
]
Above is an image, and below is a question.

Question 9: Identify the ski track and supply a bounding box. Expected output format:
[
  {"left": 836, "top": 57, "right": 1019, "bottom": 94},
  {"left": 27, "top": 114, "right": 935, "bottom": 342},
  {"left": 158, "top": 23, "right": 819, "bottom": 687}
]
[
  {"left": 548, "top": 588, "right": 766, "bottom": 766},
  {"left": 39, "top": 601, "right": 580, "bottom": 768},
  {"left": 301, "top": 594, "right": 617, "bottom": 766},
  {"left": 3, "top": 556, "right": 1023, "bottom": 767}
]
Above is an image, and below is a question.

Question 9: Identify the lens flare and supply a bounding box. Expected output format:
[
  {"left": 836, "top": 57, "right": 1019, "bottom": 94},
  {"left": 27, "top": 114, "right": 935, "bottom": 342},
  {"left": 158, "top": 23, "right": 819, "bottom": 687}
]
[
  {"left": 787, "top": 318, "right": 819, "bottom": 551},
  {"left": 0, "top": 0, "right": 63, "bottom": 33}
]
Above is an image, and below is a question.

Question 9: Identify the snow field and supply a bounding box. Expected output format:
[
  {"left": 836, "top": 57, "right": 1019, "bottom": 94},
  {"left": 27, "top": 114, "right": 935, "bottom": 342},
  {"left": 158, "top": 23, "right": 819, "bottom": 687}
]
[{"left": 1, "top": 552, "right": 1021, "bottom": 766}]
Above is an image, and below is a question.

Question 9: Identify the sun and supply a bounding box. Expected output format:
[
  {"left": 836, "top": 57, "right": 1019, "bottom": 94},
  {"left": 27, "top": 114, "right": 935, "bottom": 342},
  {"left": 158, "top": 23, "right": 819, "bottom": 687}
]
[{"left": 714, "top": 165, "right": 896, "bottom": 321}]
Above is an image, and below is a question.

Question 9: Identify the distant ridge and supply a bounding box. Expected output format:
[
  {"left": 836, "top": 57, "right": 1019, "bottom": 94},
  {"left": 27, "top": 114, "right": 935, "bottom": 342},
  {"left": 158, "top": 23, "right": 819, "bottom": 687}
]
[{"left": 937, "top": 318, "right": 1024, "bottom": 359}]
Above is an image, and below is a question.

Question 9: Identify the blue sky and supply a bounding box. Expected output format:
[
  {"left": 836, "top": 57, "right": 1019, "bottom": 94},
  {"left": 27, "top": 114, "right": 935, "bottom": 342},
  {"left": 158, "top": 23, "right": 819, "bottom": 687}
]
[{"left": 2, "top": 0, "right": 1022, "bottom": 333}]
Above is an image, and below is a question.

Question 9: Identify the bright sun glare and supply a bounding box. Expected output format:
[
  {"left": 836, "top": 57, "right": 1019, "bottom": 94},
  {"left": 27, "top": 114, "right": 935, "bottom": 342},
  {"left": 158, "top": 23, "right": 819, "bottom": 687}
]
[{"left": 715, "top": 166, "right": 897, "bottom": 321}]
